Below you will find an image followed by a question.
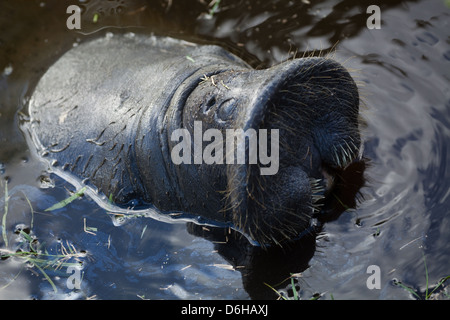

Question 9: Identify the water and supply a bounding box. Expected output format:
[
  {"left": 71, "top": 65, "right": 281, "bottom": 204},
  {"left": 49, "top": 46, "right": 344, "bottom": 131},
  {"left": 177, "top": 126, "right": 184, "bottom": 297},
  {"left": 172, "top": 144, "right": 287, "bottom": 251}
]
[{"left": 0, "top": 0, "right": 449, "bottom": 300}]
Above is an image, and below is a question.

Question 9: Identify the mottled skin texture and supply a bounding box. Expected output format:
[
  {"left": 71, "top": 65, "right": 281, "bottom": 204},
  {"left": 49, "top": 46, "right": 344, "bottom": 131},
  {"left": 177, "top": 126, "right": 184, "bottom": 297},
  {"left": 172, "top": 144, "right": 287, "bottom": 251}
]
[{"left": 28, "top": 33, "right": 361, "bottom": 246}]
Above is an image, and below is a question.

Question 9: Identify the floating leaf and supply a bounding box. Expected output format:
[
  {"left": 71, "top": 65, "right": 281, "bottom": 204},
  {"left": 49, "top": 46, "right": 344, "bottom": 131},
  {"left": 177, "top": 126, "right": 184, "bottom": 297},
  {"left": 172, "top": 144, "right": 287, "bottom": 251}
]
[
  {"left": 209, "top": 0, "right": 221, "bottom": 16},
  {"left": 140, "top": 225, "right": 147, "bottom": 239},
  {"left": 83, "top": 217, "right": 97, "bottom": 235},
  {"left": 2, "top": 181, "right": 8, "bottom": 247},
  {"left": 45, "top": 187, "right": 86, "bottom": 211}
]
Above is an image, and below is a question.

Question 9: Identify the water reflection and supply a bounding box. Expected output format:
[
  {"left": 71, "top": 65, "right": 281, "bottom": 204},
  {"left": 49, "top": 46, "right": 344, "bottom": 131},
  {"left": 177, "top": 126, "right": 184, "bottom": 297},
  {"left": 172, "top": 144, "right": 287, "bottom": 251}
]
[
  {"left": 187, "top": 159, "right": 367, "bottom": 299},
  {"left": 1, "top": 0, "right": 449, "bottom": 300}
]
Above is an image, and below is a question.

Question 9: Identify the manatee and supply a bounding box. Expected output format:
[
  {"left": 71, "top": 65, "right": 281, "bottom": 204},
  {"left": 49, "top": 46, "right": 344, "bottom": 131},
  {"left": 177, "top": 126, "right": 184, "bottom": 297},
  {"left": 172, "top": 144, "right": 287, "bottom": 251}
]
[{"left": 27, "top": 33, "right": 361, "bottom": 246}]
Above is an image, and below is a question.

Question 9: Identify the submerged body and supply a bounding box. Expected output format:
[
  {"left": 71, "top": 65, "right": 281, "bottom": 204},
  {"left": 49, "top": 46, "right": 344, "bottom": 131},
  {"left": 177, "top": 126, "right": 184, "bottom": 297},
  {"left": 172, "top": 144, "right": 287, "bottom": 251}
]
[{"left": 28, "top": 33, "right": 361, "bottom": 246}]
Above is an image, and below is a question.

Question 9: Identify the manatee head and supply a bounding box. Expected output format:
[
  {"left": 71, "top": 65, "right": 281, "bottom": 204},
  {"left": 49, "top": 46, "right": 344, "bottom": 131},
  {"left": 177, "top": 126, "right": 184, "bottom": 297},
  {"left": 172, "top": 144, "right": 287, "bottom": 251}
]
[{"left": 180, "top": 57, "right": 361, "bottom": 246}]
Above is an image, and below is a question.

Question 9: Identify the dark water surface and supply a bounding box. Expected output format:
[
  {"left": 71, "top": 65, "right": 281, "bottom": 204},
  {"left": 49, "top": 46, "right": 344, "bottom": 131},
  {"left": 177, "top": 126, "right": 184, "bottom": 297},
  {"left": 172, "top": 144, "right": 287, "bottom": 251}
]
[{"left": 0, "top": 0, "right": 449, "bottom": 299}]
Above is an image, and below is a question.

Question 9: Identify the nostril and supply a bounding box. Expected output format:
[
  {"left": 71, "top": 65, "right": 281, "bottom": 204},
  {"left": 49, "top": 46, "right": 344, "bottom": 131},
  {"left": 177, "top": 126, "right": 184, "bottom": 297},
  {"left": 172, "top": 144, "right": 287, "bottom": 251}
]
[
  {"left": 203, "top": 95, "right": 216, "bottom": 113},
  {"left": 216, "top": 98, "right": 238, "bottom": 121},
  {"left": 202, "top": 95, "right": 239, "bottom": 123}
]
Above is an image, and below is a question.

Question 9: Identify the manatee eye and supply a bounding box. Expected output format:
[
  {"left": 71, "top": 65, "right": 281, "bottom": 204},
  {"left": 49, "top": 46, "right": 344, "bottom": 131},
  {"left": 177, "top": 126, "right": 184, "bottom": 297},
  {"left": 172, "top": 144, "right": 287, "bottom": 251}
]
[{"left": 216, "top": 98, "right": 238, "bottom": 122}]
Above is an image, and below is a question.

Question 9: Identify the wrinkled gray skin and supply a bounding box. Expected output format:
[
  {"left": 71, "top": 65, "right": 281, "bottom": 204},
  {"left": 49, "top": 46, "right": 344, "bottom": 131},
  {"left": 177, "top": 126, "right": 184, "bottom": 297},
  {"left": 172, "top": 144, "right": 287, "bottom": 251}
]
[{"left": 28, "top": 33, "right": 361, "bottom": 246}]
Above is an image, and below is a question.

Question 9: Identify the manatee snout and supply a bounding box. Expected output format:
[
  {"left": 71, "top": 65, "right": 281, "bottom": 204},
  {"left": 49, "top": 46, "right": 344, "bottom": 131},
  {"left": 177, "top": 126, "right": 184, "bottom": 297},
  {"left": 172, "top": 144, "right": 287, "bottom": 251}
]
[{"left": 27, "top": 34, "right": 361, "bottom": 247}]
